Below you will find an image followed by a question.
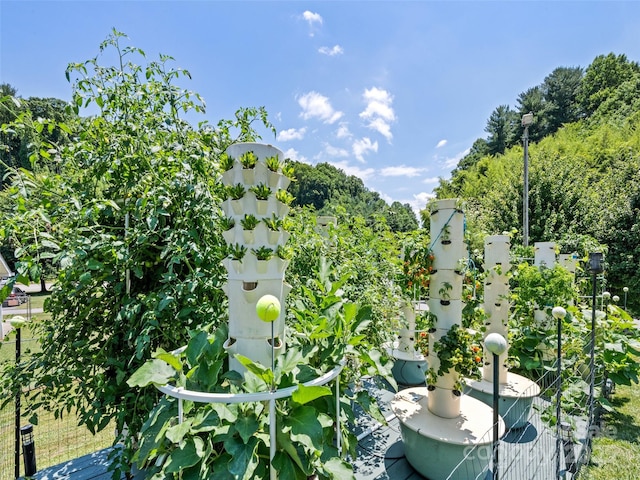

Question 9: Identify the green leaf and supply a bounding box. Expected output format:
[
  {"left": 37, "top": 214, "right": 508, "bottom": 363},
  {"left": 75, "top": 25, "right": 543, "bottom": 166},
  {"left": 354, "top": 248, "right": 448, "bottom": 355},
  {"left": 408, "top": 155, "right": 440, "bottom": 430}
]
[
  {"left": 291, "top": 384, "right": 332, "bottom": 405},
  {"left": 153, "top": 349, "right": 183, "bottom": 372},
  {"left": 127, "top": 359, "right": 176, "bottom": 387},
  {"left": 87, "top": 258, "right": 104, "bottom": 270},
  {"left": 166, "top": 437, "right": 203, "bottom": 473},
  {"left": 272, "top": 451, "right": 307, "bottom": 480},
  {"left": 225, "top": 435, "right": 259, "bottom": 479},
  {"left": 235, "top": 414, "right": 260, "bottom": 444},
  {"left": 320, "top": 458, "right": 355, "bottom": 479},
  {"left": 157, "top": 295, "right": 175, "bottom": 312},
  {"left": 166, "top": 418, "right": 193, "bottom": 443},
  {"left": 284, "top": 406, "right": 323, "bottom": 451},
  {"left": 185, "top": 330, "right": 209, "bottom": 366}
]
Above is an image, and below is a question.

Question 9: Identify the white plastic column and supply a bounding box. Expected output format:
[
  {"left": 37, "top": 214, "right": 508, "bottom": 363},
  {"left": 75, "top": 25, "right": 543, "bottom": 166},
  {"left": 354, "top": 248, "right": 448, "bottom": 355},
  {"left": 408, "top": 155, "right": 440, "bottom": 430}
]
[
  {"left": 482, "top": 235, "right": 510, "bottom": 384},
  {"left": 219, "top": 143, "right": 291, "bottom": 372},
  {"left": 427, "top": 199, "right": 466, "bottom": 418}
]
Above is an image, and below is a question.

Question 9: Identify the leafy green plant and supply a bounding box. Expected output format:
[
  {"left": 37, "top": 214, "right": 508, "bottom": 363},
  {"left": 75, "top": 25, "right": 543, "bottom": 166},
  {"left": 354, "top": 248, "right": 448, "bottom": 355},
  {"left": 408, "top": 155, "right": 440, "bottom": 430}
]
[
  {"left": 228, "top": 243, "right": 247, "bottom": 261},
  {"left": 275, "top": 189, "right": 295, "bottom": 205},
  {"left": 439, "top": 282, "right": 453, "bottom": 305},
  {"left": 227, "top": 183, "right": 246, "bottom": 200},
  {"left": 250, "top": 183, "right": 272, "bottom": 200},
  {"left": 239, "top": 151, "right": 257, "bottom": 169},
  {"left": 219, "top": 152, "right": 234, "bottom": 171},
  {"left": 265, "top": 155, "right": 281, "bottom": 172},
  {"left": 275, "top": 244, "right": 293, "bottom": 260},
  {"left": 397, "top": 231, "right": 433, "bottom": 300},
  {"left": 264, "top": 213, "right": 283, "bottom": 231},
  {"left": 281, "top": 160, "right": 295, "bottom": 180},
  {"left": 220, "top": 216, "right": 235, "bottom": 231},
  {"left": 127, "top": 260, "right": 393, "bottom": 480},
  {"left": 240, "top": 214, "right": 259, "bottom": 230},
  {"left": 428, "top": 324, "right": 482, "bottom": 391},
  {"left": 0, "top": 31, "right": 276, "bottom": 479},
  {"left": 440, "top": 224, "right": 451, "bottom": 244},
  {"left": 252, "top": 246, "right": 274, "bottom": 261}
]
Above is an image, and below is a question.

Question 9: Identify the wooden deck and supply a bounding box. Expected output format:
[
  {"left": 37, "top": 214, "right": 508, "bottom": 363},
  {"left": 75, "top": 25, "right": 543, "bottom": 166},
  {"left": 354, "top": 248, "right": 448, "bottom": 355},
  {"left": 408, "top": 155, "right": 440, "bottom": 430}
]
[{"left": 24, "top": 377, "right": 580, "bottom": 480}]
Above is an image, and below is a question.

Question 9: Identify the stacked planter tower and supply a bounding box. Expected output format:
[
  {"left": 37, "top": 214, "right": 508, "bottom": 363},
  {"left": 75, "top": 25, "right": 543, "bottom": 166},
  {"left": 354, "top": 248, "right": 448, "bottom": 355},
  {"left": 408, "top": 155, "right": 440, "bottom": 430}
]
[
  {"left": 466, "top": 236, "right": 540, "bottom": 429},
  {"left": 391, "top": 199, "right": 504, "bottom": 480},
  {"left": 219, "top": 143, "right": 291, "bottom": 372}
]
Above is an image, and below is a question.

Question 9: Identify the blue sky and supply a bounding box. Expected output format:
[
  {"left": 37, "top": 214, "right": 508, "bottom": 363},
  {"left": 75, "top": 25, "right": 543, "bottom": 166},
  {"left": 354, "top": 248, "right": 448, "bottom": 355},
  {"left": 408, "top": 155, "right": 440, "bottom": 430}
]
[{"left": 3, "top": 1, "right": 640, "bottom": 214}]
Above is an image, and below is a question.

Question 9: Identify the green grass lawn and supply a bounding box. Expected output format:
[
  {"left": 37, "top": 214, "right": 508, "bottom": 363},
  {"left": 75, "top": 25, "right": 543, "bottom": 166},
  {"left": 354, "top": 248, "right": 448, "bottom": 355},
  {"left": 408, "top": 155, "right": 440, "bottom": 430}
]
[{"left": 580, "top": 383, "right": 640, "bottom": 479}]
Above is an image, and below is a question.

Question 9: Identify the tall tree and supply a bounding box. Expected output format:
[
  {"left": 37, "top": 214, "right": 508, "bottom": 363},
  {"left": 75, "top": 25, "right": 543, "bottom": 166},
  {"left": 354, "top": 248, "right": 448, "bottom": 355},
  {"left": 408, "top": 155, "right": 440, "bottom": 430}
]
[
  {"left": 517, "top": 86, "right": 548, "bottom": 141},
  {"left": 485, "top": 105, "right": 519, "bottom": 155},
  {"left": 579, "top": 53, "right": 640, "bottom": 115},
  {"left": 542, "top": 66, "right": 584, "bottom": 133}
]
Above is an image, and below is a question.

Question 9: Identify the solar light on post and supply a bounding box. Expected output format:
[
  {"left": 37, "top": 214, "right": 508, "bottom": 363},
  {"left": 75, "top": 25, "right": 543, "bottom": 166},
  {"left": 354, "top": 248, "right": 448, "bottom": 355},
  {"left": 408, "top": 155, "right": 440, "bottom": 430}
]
[{"left": 20, "top": 424, "right": 37, "bottom": 477}]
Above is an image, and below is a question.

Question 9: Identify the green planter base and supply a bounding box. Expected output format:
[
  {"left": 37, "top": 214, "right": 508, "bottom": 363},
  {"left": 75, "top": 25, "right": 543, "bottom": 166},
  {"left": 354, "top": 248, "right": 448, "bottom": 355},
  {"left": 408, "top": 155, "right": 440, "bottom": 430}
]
[
  {"left": 465, "top": 372, "right": 540, "bottom": 430},
  {"left": 391, "top": 387, "right": 504, "bottom": 480}
]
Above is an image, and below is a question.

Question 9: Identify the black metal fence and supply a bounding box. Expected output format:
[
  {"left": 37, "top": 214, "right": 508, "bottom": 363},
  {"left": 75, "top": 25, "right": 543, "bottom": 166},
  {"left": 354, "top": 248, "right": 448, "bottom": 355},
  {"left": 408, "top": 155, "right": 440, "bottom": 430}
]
[
  {"left": 0, "top": 306, "right": 114, "bottom": 480},
  {"left": 448, "top": 332, "right": 607, "bottom": 479}
]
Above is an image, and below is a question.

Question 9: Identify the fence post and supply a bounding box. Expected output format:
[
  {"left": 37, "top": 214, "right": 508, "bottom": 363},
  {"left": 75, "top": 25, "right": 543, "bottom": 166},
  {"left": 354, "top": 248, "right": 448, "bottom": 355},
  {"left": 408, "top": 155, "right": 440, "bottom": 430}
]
[
  {"left": 15, "top": 326, "right": 21, "bottom": 480},
  {"left": 553, "top": 307, "right": 566, "bottom": 479}
]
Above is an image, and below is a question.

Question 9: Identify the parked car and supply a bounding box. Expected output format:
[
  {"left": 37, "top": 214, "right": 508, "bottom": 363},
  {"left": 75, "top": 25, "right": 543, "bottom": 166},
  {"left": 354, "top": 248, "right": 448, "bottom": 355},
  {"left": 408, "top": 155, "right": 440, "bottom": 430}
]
[{"left": 2, "top": 286, "right": 28, "bottom": 307}]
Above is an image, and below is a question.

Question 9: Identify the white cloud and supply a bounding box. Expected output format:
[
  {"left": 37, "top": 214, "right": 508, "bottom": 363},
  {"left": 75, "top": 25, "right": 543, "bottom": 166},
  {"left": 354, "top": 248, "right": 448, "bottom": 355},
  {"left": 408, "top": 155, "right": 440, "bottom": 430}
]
[
  {"left": 329, "top": 160, "right": 375, "bottom": 181},
  {"left": 277, "top": 127, "right": 307, "bottom": 142},
  {"left": 442, "top": 147, "right": 470, "bottom": 170},
  {"left": 302, "top": 10, "right": 322, "bottom": 36},
  {"left": 324, "top": 143, "right": 349, "bottom": 158},
  {"left": 436, "top": 139, "right": 447, "bottom": 148},
  {"left": 380, "top": 165, "right": 425, "bottom": 177},
  {"left": 283, "top": 148, "right": 308, "bottom": 164},
  {"left": 336, "top": 123, "right": 351, "bottom": 139},
  {"left": 352, "top": 137, "right": 378, "bottom": 162},
  {"left": 319, "top": 45, "right": 344, "bottom": 56},
  {"left": 298, "top": 91, "right": 343, "bottom": 124},
  {"left": 423, "top": 176, "right": 440, "bottom": 184},
  {"left": 359, "top": 87, "right": 396, "bottom": 142},
  {"left": 410, "top": 191, "right": 436, "bottom": 220}
]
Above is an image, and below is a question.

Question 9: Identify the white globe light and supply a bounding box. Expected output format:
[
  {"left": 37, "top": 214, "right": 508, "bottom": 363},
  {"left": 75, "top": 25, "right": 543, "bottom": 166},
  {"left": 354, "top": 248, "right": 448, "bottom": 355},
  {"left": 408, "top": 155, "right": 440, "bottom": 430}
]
[
  {"left": 484, "top": 333, "right": 508, "bottom": 356},
  {"left": 552, "top": 306, "right": 567, "bottom": 319}
]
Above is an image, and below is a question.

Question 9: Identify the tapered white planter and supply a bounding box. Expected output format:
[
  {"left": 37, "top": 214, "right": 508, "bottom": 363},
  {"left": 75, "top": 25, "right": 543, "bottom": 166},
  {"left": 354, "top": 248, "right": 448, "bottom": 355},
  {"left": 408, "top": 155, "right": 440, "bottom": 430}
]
[{"left": 219, "top": 142, "right": 291, "bottom": 373}]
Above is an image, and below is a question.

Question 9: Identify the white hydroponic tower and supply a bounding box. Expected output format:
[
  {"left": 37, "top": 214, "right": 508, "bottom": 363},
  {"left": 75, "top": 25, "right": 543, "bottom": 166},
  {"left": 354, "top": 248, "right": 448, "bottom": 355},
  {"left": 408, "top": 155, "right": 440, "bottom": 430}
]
[
  {"left": 466, "top": 235, "right": 540, "bottom": 429},
  {"left": 219, "top": 143, "right": 291, "bottom": 372},
  {"left": 391, "top": 199, "right": 504, "bottom": 480}
]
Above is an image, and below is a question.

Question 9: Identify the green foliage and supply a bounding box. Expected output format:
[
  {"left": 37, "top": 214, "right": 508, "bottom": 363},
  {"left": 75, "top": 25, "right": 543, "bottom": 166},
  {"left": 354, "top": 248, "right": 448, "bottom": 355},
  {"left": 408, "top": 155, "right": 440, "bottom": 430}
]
[
  {"left": 286, "top": 207, "right": 404, "bottom": 349},
  {"left": 427, "top": 325, "right": 482, "bottom": 391},
  {"left": 239, "top": 151, "right": 257, "bottom": 169},
  {"left": 263, "top": 213, "right": 283, "bottom": 231},
  {"left": 251, "top": 246, "right": 273, "bottom": 260},
  {"left": 227, "top": 183, "right": 246, "bottom": 200},
  {"left": 287, "top": 161, "right": 417, "bottom": 232},
  {"left": 250, "top": 182, "right": 271, "bottom": 200},
  {"left": 265, "top": 155, "right": 281, "bottom": 172},
  {"left": 219, "top": 153, "right": 234, "bottom": 171},
  {"left": 240, "top": 214, "right": 259, "bottom": 230},
  {"left": 397, "top": 231, "right": 433, "bottom": 300},
  {"left": 228, "top": 243, "right": 247, "bottom": 261},
  {"left": 275, "top": 189, "right": 294, "bottom": 206},
  {"left": 128, "top": 266, "right": 392, "bottom": 479},
  {"left": 0, "top": 30, "right": 275, "bottom": 478}
]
